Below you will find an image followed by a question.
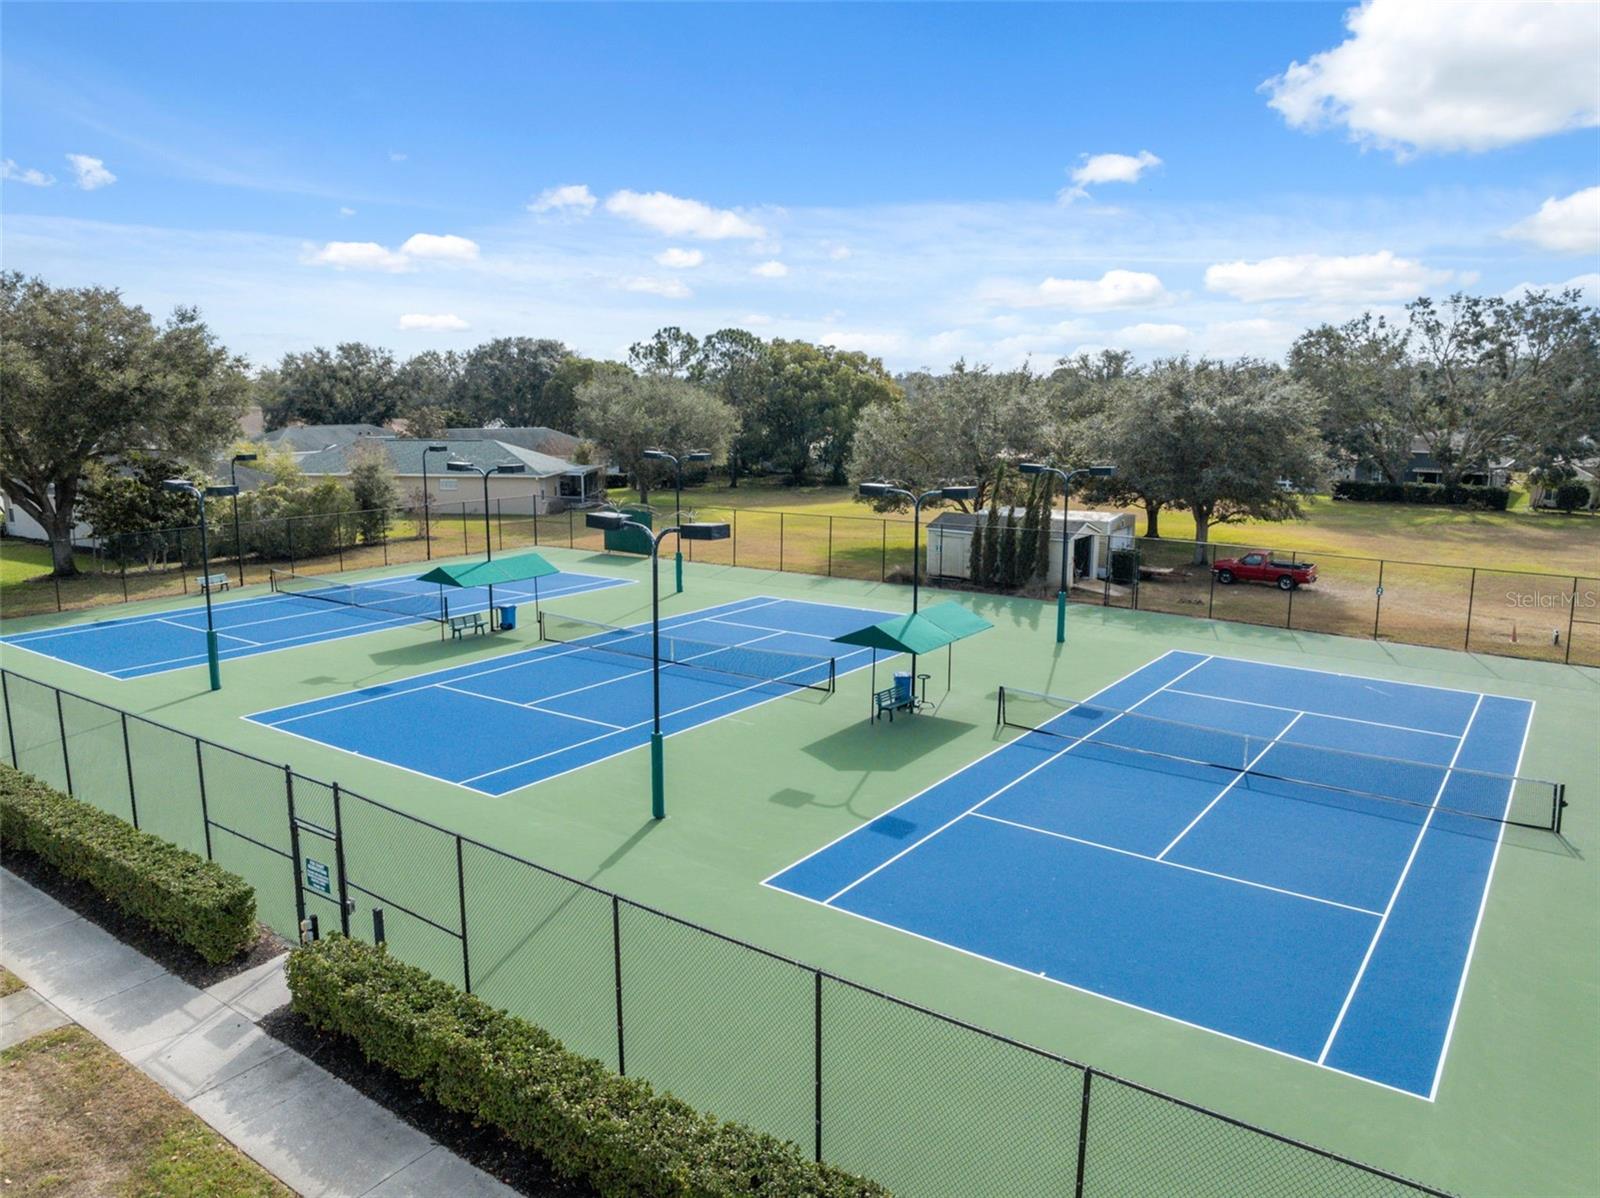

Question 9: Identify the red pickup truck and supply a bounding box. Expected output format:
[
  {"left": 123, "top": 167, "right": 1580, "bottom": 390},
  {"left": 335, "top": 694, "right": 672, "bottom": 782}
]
[{"left": 1211, "top": 551, "right": 1316, "bottom": 590}]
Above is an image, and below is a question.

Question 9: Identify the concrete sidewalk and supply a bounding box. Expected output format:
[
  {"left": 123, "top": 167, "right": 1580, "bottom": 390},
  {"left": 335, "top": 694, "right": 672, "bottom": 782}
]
[{"left": 0, "top": 868, "right": 517, "bottom": 1198}]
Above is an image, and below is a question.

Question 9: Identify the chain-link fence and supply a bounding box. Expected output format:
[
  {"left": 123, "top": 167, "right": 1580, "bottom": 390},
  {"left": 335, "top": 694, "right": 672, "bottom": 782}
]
[
  {"left": 7, "top": 503, "right": 1596, "bottom": 667},
  {"left": 0, "top": 665, "right": 1452, "bottom": 1197}
]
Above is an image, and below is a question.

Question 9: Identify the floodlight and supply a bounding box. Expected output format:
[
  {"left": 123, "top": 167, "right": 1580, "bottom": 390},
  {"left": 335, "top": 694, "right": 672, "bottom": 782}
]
[
  {"left": 232, "top": 452, "right": 258, "bottom": 464},
  {"left": 1088, "top": 464, "right": 1117, "bottom": 478},
  {"left": 426, "top": 443, "right": 448, "bottom": 453},
  {"left": 493, "top": 463, "right": 527, "bottom": 474},
  {"left": 446, "top": 460, "right": 473, "bottom": 472},
  {"left": 680, "top": 521, "right": 731, "bottom": 541},
  {"left": 858, "top": 482, "right": 892, "bottom": 498},
  {"left": 204, "top": 485, "right": 239, "bottom": 499},
  {"left": 586, "top": 511, "right": 628, "bottom": 530},
  {"left": 1017, "top": 462, "right": 1047, "bottom": 476},
  {"left": 161, "top": 479, "right": 197, "bottom": 494},
  {"left": 684, "top": 451, "right": 712, "bottom": 463},
  {"left": 940, "top": 485, "right": 979, "bottom": 501},
  {"left": 643, "top": 449, "right": 670, "bottom": 461}
]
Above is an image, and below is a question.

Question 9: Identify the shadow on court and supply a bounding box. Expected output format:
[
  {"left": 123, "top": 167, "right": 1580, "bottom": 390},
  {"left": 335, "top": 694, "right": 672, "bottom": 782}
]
[{"left": 800, "top": 717, "right": 977, "bottom": 774}]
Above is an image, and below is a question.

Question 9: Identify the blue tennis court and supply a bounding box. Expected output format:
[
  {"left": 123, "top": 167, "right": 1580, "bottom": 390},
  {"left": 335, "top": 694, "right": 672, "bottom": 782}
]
[
  {"left": 767, "top": 650, "right": 1545, "bottom": 1098},
  {"left": 248, "top": 596, "right": 893, "bottom": 795},
  {"left": 0, "top": 570, "right": 629, "bottom": 679}
]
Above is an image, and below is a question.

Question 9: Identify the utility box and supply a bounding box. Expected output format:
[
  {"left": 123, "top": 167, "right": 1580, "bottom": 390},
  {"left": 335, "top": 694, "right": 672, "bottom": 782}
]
[{"left": 604, "top": 506, "right": 654, "bottom": 555}]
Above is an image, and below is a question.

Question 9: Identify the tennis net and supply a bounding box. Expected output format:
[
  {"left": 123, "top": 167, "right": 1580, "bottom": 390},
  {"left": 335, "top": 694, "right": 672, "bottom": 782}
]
[
  {"left": 270, "top": 569, "right": 447, "bottom": 625},
  {"left": 538, "top": 611, "right": 836, "bottom": 693},
  {"left": 997, "top": 686, "right": 1566, "bottom": 832}
]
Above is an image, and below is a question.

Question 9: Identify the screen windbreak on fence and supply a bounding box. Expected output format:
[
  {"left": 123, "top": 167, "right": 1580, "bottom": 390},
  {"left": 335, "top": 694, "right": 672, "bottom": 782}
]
[
  {"left": 997, "top": 686, "right": 1566, "bottom": 833},
  {"left": 537, "top": 610, "right": 837, "bottom": 693},
  {"left": 0, "top": 664, "right": 1454, "bottom": 1198}
]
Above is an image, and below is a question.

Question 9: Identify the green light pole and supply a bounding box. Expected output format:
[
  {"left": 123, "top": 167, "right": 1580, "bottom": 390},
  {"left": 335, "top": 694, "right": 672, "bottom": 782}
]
[
  {"left": 585, "top": 509, "right": 730, "bottom": 819},
  {"left": 228, "top": 453, "right": 257, "bottom": 586},
  {"left": 643, "top": 448, "right": 711, "bottom": 594},
  {"left": 1017, "top": 462, "right": 1117, "bottom": 643},
  {"left": 856, "top": 481, "right": 979, "bottom": 613},
  {"left": 420, "top": 443, "right": 449, "bottom": 560},
  {"left": 162, "top": 479, "right": 238, "bottom": 691},
  {"left": 446, "top": 458, "right": 527, "bottom": 562}
]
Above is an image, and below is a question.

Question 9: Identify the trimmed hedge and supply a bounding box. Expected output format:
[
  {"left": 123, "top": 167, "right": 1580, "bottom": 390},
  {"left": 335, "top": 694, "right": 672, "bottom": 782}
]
[
  {"left": 286, "top": 936, "right": 889, "bottom": 1198},
  {"left": 0, "top": 764, "right": 256, "bottom": 964},
  {"left": 1331, "top": 479, "right": 1511, "bottom": 510}
]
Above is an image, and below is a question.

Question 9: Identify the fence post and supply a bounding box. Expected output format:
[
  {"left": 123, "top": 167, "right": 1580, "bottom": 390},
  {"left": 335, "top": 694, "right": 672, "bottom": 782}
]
[
  {"left": 611, "top": 895, "right": 626, "bottom": 1075},
  {"left": 496, "top": 499, "right": 503, "bottom": 552},
  {"left": 121, "top": 560, "right": 130, "bottom": 603},
  {"left": 120, "top": 713, "right": 139, "bottom": 829},
  {"left": 732, "top": 509, "right": 738, "bottom": 567},
  {"left": 0, "top": 673, "right": 14, "bottom": 768},
  {"left": 53, "top": 567, "right": 62, "bottom": 612},
  {"left": 827, "top": 517, "right": 833, "bottom": 576},
  {"left": 1464, "top": 568, "right": 1478, "bottom": 651},
  {"left": 456, "top": 836, "right": 472, "bottom": 993},
  {"left": 1207, "top": 552, "right": 1217, "bottom": 620},
  {"left": 381, "top": 510, "right": 389, "bottom": 566},
  {"left": 1563, "top": 576, "right": 1579, "bottom": 664},
  {"left": 285, "top": 768, "right": 306, "bottom": 928},
  {"left": 813, "top": 971, "right": 823, "bottom": 1163},
  {"left": 331, "top": 784, "right": 351, "bottom": 937},
  {"left": 54, "top": 690, "right": 74, "bottom": 796},
  {"left": 779, "top": 512, "right": 785, "bottom": 572},
  {"left": 880, "top": 521, "right": 887, "bottom": 581},
  {"left": 463, "top": 509, "right": 470, "bottom": 556},
  {"left": 1373, "top": 559, "right": 1385, "bottom": 639},
  {"left": 1285, "top": 573, "right": 1295, "bottom": 629},
  {"left": 1074, "top": 1068, "right": 1094, "bottom": 1198},
  {"left": 194, "top": 741, "right": 213, "bottom": 860},
  {"left": 287, "top": 517, "right": 296, "bottom": 572},
  {"left": 335, "top": 513, "right": 346, "bottom": 571}
]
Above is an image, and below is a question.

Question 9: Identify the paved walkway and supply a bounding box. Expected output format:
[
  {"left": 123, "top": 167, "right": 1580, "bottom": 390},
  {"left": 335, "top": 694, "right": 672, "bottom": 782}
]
[{"left": 0, "top": 868, "right": 517, "bottom": 1198}]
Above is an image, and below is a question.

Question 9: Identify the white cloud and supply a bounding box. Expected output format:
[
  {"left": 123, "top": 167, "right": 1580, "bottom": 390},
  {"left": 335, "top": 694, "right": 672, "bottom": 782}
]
[
  {"left": 388, "top": 151, "right": 408, "bottom": 162},
  {"left": 604, "top": 189, "right": 765, "bottom": 240},
  {"left": 399, "top": 233, "right": 480, "bottom": 262},
  {"left": 529, "top": 184, "right": 597, "bottom": 215},
  {"left": 752, "top": 260, "right": 789, "bottom": 278},
  {"left": 338, "top": 206, "right": 356, "bottom": 217},
  {"left": 1204, "top": 251, "right": 1454, "bottom": 302},
  {"left": 1115, "top": 322, "right": 1192, "bottom": 349},
  {"left": 66, "top": 154, "right": 115, "bottom": 190},
  {"left": 1060, "top": 150, "right": 1162, "bottom": 202},
  {"left": 1504, "top": 272, "right": 1600, "bottom": 303},
  {"left": 398, "top": 313, "right": 470, "bottom": 332},
  {"left": 1263, "top": 0, "right": 1600, "bottom": 156},
  {"left": 989, "top": 269, "right": 1171, "bottom": 310},
  {"left": 827, "top": 244, "right": 853, "bottom": 260},
  {"left": 819, "top": 330, "right": 904, "bottom": 355},
  {"left": 742, "top": 313, "right": 774, "bottom": 326},
  {"left": 303, "top": 241, "right": 412, "bottom": 272},
  {"left": 1504, "top": 187, "right": 1600, "bottom": 256},
  {"left": 655, "top": 247, "right": 704, "bottom": 268},
  {"left": 2, "top": 160, "right": 55, "bottom": 187},
  {"left": 622, "top": 276, "right": 692, "bottom": 299}
]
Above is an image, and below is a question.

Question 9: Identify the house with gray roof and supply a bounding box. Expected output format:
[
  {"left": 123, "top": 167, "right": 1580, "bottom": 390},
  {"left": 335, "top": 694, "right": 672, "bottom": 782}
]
[{"left": 295, "top": 437, "right": 603, "bottom": 514}]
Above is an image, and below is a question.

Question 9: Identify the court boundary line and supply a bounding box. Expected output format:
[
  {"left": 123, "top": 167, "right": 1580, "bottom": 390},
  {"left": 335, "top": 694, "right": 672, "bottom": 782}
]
[
  {"left": 1428, "top": 697, "right": 1535, "bottom": 1102},
  {"left": 1316, "top": 694, "right": 1487, "bottom": 1067},
  {"left": 1184, "top": 654, "right": 1492, "bottom": 702},
  {"left": 244, "top": 595, "right": 892, "bottom": 796},
  {"left": 758, "top": 649, "right": 1197, "bottom": 888},
  {"left": 1158, "top": 688, "right": 1462, "bottom": 740},
  {"left": 972, "top": 811, "right": 1383, "bottom": 916},
  {"left": 1154, "top": 711, "right": 1307, "bottom": 861}
]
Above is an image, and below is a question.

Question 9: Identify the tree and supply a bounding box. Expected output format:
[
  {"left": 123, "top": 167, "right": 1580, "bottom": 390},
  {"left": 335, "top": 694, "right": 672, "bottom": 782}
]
[
  {"left": 456, "top": 337, "right": 574, "bottom": 428},
  {"left": 348, "top": 441, "right": 397, "bottom": 543},
  {"left": 1288, "top": 314, "right": 1414, "bottom": 482},
  {"left": 980, "top": 477, "right": 1002, "bottom": 585},
  {"left": 0, "top": 274, "right": 249, "bottom": 574},
  {"left": 396, "top": 350, "right": 466, "bottom": 432},
  {"left": 849, "top": 362, "right": 1042, "bottom": 507},
  {"left": 694, "top": 328, "right": 771, "bottom": 486},
  {"left": 76, "top": 453, "right": 205, "bottom": 566},
  {"left": 1033, "top": 471, "right": 1054, "bottom": 579},
  {"left": 629, "top": 327, "right": 701, "bottom": 378},
  {"left": 759, "top": 340, "right": 899, "bottom": 484},
  {"left": 1092, "top": 358, "right": 1326, "bottom": 562},
  {"left": 260, "top": 342, "right": 402, "bottom": 428},
  {"left": 575, "top": 369, "right": 738, "bottom": 503},
  {"left": 998, "top": 506, "right": 1020, "bottom": 588},
  {"left": 1015, "top": 476, "right": 1040, "bottom": 582}
]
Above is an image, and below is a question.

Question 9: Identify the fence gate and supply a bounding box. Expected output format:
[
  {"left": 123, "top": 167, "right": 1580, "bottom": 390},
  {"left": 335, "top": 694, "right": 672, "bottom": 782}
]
[{"left": 288, "top": 772, "right": 350, "bottom": 939}]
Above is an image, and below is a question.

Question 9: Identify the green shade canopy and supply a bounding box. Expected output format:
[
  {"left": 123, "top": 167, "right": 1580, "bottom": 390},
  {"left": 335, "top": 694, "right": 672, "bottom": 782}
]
[
  {"left": 917, "top": 600, "right": 995, "bottom": 639},
  {"left": 416, "top": 552, "right": 558, "bottom": 589},
  {"left": 833, "top": 612, "right": 961, "bottom": 656}
]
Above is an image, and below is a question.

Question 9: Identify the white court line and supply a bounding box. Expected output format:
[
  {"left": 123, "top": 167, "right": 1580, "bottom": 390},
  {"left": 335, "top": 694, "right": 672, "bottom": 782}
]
[
  {"left": 526, "top": 705, "right": 626, "bottom": 731},
  {"left": 1155, "top": 711, "right": 1307, "bottom": 861},
  {"left": 258, "top": 597, "right": 783, "bottom": 726},
  {"left": 1316, "top": 693, "right": 1486, "bottom": 1066},
  {"left": 1429, "top": 697, "right": 1535, "bottom": 1101},
  {"left": 156, "top": 618, "right": 262, "bottom": 648},
  {"left": 1, "top": 592, "right": 290, "bottom": 641},
  {"left": 821, "top": 654, "right": 1216, "bottom": 906},
  {"left": 1159, "top": 688, "right": 1462, "bottom": 740},
  {"left": 972, "top": 812, "right": 1382, "bottom": 916},
  {"left": 434, "top": 682, "right": 628, "bottom": 731},
  {"left": 704, "top": 616, "right": 841, "bottom": 642},
  {"left": 1188, "top": 654, "right": 1491, "bottom": 704}
]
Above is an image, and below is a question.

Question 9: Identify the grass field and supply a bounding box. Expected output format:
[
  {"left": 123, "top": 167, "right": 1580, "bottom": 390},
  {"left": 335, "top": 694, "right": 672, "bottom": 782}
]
[
  {"left": 0, "top": 1023, "right": 290, "bottom": 1197},
  {"left": 0, "top": 544, "right": 1594, "bottom": 1196}
]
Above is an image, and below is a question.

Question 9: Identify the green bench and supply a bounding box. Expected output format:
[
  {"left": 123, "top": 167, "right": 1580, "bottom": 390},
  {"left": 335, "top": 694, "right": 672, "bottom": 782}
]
[{"left": 874, "top": 687, "right": 915, "bottom": 722}]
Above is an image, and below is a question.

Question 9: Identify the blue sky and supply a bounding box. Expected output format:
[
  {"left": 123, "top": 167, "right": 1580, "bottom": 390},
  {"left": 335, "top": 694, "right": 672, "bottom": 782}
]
[{"left": 3, "top": 1, "right": 1596, "bottom": 371}]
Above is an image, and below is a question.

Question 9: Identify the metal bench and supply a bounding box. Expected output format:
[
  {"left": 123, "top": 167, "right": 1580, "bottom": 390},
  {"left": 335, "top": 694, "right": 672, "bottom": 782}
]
[
  {"left": 874, "top": 687, "right": 915, "bottom": 722},
  {"left": 449, "top": 612, "right": 488, "bottom": 639},
  {"left": 196, "top": 573, "right": 230, "bottom": 593}
]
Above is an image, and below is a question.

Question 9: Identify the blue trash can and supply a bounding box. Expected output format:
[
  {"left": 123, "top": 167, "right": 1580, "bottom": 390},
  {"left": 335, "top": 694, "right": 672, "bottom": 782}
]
[
  {"left": 893, "top": 671, "right": 912, "bottom": 704},
  {"left": 498, "top": 605, "right": 518, "bottom": 631}
]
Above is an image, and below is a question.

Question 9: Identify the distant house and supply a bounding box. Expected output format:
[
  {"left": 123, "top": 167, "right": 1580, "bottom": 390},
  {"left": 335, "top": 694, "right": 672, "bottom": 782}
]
[
  {"left": 926, "top": 508, "right": 1137, "bottom": 585},
  {"left": 1339, "top": 435, "right": 1513, "bottom": 487},
  {"left": 446, "top": 426, "right": 583, "bottom": 459},
  {"left": 1529, "top": 459, "right": 1599, "bottom": 510},
  {"left": 260, "top": 424, "right": 390, "bottom": 460},
  {"left": 295, "top": 437, "right": 604, "bottom": 514}
]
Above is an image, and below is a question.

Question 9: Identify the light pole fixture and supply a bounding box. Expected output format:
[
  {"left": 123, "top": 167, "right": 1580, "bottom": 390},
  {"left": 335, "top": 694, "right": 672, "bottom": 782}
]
[
  {"left": 162, "top": 479, "right": 238, "bottom": 691},
  {"left": 643, "top": 448, "right": 712, "bottom": 594},
  {"left": 228, "top": 453, "right": 257, "bottom": 586},
  {"left": 857, "top": 481, "right": 979, "bottom": 614},
  {"left": 1017, "top": 462, "right": 1116, "bottom": 643},
  {"left": 447, "top": 459, "right": 527, "bottom": 562},
  {"left": 585, "top": 508, "right": 731, "bottom": 820},
  {"left": 420, "top": 444, "right": 449, "bottom": 560}
]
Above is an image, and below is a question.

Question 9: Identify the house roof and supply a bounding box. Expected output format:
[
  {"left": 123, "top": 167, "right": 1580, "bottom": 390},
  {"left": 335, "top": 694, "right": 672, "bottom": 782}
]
[
  {"left": 296, "top": 437, "right": 596, "bottom": 479},
  {"left": 446, "top": 427, "right": 582, "bottom": 457},
  {"left": 260, "top": 424, "right": 388, "bottom": 453}
]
